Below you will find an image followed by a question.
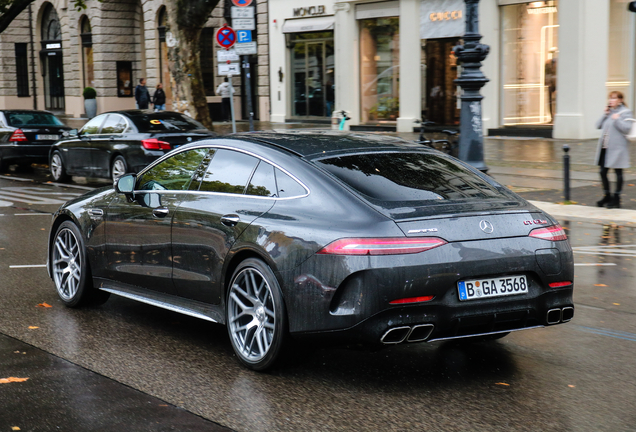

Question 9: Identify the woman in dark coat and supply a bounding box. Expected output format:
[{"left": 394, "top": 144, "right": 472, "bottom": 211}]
[
  {"left": 152, "top": 83, "right": 166, "bottom": 112},
  {"left": 594, "top": 91, "right": 633, "bottom": 209}
]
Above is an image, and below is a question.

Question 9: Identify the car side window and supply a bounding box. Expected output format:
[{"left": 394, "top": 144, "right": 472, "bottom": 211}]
[
  {"left": 199, "top": 149, "right": 259, "bottom": 194},
  {"left": 137, "top": 148, "right": 208, "bottom": 191},
  {"left": 246, "top": 161, "right": 277, "bottom": 197},
  {"left": 275, "top": 168, "right": 306, "bottom": 198},
  {"left": 100, "top": 115, "right": 127, "bottom": 134},
  {"left": 80, "top": 116, "right": 106, "bottom": 135}
]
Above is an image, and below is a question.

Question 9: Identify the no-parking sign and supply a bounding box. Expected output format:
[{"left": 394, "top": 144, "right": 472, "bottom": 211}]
[
  {"left": 216, "top": 25, "right": 237, "bottom": 49},
  {"left": 231, "top": 0, "right": 253, "bottom": 7}
]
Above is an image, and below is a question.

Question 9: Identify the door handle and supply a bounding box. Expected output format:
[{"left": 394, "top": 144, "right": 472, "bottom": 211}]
[
  {"left": 220, "top": 214, "right": 240, "bottom": 227},
  {"left": 152, "top": 207, "right": 169, "bottom": 218},
  {"left": 88, "top": 208, "right": 104, "bottom": 217}
]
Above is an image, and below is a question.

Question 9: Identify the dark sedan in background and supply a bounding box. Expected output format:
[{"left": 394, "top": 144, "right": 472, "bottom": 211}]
[
  {"left": 49, "top": 110, "right": 215, "bottom": 182},
  {"left": 47, "top": 131, "right": 574, "bottom": 371},
  {"left": 0, "top": 110, "right": 71, "bottom": 172}
]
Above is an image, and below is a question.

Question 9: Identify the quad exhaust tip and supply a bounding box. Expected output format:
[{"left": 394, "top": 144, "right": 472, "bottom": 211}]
[
  {"left": 547, "top": 306, "right": 575, "bottom": 325},
  {"left": 381, "top": 324, "right": 435, "bottom": 345}
]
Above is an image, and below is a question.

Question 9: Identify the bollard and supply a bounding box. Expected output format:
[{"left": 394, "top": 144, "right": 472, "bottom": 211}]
[{"left": 563, "top": 144, "right": 570, "bottom": 201}]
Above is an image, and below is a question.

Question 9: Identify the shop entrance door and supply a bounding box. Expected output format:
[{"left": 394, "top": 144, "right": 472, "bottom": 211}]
[
  {"left": 44, "top": 52, "right": 65, "bottom": 111},
  {"left": 422, "top": 38, "right": 460, "bottom": 126},
  {"left": 290, "top": 32, "right": 335, "bottom": 119}
]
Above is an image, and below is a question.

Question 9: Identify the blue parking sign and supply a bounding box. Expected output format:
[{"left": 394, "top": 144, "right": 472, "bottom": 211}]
[{"left": 237, "top": 30, "right": 252, "bottom": 43}]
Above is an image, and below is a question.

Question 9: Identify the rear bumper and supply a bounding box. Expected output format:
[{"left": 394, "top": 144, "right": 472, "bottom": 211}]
[{"left": 1, "top": 143, "right": 52, "bottom": 162}]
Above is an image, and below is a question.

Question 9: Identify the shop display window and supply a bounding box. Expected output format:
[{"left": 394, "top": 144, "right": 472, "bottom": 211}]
[
  {"left": 607, "top": 0, "right": 633, "bottom": 106},
  {"left": 360, "top": 17, "right": 400, "bottom": 123},
  {"left": 501, "top": 1, "right": 558, "bottom": 126}
]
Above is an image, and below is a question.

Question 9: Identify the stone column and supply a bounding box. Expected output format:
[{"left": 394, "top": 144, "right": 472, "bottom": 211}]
[
  {"left": 553, "top": 0, "right": 609, "bottom": 139},
  {"left": 396, "top": 0, "right": 421, "bottom": 133}
]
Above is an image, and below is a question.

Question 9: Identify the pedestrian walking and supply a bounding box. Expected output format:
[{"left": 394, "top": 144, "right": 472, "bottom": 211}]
[
  {"left": 152, "top": 83, "right": 166, "bottom": 112},
  {"left": 216, "top": 77, "right": 233, "bottom": 122},
  {"left": 595, "top": 91, "right": 633, "bottom": 209},
  {"left": 135, "top": 78, "right": 150, "bottom": 110}
]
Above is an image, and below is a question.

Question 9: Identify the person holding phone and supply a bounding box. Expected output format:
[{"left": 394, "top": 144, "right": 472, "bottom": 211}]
[{"left": 594, "top": 91, "right": 633, "bottom": 208}]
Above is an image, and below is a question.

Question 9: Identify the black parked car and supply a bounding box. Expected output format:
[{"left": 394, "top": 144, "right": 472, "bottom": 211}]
[
  {"left": 47, "top": 131, "right": 574, "bottom": 371},
  {"left": 49, "top": 110, "right": 215, "bottom": 182},
  {"left": 0, "top": 110, "right": 71, "bottom": 172}
]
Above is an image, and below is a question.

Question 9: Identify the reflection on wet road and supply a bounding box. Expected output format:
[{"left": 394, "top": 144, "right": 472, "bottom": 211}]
[{"left": 1, "top": 172, "right": 636, "bottom": 431}]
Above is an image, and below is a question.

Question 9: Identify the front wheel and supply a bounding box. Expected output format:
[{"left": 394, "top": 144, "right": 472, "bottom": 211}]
[
  {"left": 226, "top": 258, "right": 287, "bottom": 371},
  {"left": 51, "top": 221, "right": 109, "bottom": 307},
  {"left": 111, "top": 156, "right": 128, "bottom": 182},
  {"left": 50, "top": 152, "right": 70, "bottom": 182}
]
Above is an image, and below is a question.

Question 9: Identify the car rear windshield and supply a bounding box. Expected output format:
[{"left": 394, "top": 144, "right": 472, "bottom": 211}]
[
  {"left": 315, "top": 152, "right": 507, "bottom": 203},
  {"left": 128, "top": 113, "right": 207, "bottom": 133},
  {"left": 5, "top": 111, "right": 64, "bottom": 127}
]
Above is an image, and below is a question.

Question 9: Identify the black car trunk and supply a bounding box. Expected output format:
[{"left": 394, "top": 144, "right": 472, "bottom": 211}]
[
  {"left": 14, "top": 126, "right": 69, "bottom": 146},
  {"left": 149, "top": 131, "right": 213, "bottom": 149}
]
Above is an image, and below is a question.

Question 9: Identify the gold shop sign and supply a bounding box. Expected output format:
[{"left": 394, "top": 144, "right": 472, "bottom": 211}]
[{"left": 429, "top": 10, "right": 463, "bottom": 21}]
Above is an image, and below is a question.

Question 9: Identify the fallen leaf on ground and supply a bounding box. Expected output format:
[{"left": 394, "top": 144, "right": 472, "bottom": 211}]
[
  {"left": 12, "top": 427, "right": 21, "bottom": 431},
  {"left": 568, "top": 385, "right": 576, "bottom": 388},
  {"left": 36, "top": 302, "right": 52, "bottom": 308},
  {"left": 0, "top": 377, "right": 29, "bottom": 384},
  {"left": 594, "top": 284, "right": 607, "bottom": 287},
  {"left": 28, "top": 326, "right": 39, "bottom": 329},
  {"left": 613, "top": 303, "right": 620, "bottom": 306},
  {"left": 495, "top": 382, "right": 510, "bottom": 386}
]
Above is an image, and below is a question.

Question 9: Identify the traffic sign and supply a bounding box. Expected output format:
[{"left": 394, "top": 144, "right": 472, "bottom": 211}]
[
  {"left": 216, "top": 26, "right": 236, "bottom": 49},
  {"left": 232, "top": 0, "right": 253, "bottom": 6},
  {"left": 231, "top": 7, "right": 254, "bottom": 19},
  {"left": 233, "top": 19, "right": 255, "bottom": 31},
  {"left": 219, "top": 63, "right": 240, "bottom": 76},
  {"left": 237, "top": 30, "right": 252, "bottom": 43},
  {"left": 235, "top": 42, "right": 257, "bottom": 55},
  {"left": 217, "top": 48, "right": 239, "bottom": 62}
]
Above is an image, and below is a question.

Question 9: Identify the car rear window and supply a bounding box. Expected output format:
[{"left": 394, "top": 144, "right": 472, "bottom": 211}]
[
  {"left": 5, "top": 111, "right": 64, "bottom": 127},
  {"left": 315, "top": 152, "right": 506, "bottom": 202},
  {"left": 128, "top": 112, "right": 206, "bottom": 133}
]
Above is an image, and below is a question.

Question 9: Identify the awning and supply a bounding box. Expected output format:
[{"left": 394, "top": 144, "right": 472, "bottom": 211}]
[{"left": 282, "top": 16, "right": 334, "bottom": 34}]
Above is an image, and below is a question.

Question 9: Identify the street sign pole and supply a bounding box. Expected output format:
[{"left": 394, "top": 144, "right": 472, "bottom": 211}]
[
  {"left": 242, "top": 56, "right": 254, "bottom": 131},
  {"left": 228, "top": 74, "right": 237, "bottom": 133}
]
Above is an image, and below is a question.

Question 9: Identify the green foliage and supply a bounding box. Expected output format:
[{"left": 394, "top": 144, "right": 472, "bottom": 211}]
[
  {"left": 368, "top": 97, "right": 399, "bottom": 120},
  {"left": 82, "top": 87, "right": 96, "bottom": 99}
]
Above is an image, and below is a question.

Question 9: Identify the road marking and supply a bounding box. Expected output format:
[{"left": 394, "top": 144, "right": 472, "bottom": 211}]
[
  {"left": 0, "top": 186, "right": 83, "bottom": 206},
  {"left": 14, "top": 213, "right": 52, "bottom": 216},
  {"left": 573, "top": 325, "right": 636, "bottom": 343},
  {"left": 0, "top": 175, "right": 33, "bottom": 182},
  {"left": 574, "top": 263, "right": 617, "bottom": 266},
  {"left": 572, "top": 245, "right": 636, "bottom": 258},
  {"left": 47, "top": 182, "right": 96, "bottom": 191},
  {"left": 9, "top": 264, "right": 47, "bottom": 268}
]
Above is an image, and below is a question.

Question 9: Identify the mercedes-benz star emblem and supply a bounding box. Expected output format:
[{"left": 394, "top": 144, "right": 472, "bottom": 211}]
[{"left": 479, "top": 220, "right": 494, "bottom": 234}]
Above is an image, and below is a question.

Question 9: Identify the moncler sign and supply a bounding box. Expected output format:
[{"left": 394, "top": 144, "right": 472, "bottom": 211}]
[{"left": 293, "top": 5, "right": 326, "bottom": 17}]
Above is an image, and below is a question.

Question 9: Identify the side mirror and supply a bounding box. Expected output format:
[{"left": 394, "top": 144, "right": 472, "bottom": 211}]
[
  {"left": 63, "top": 129, "right": 78, "bottom": 138},
  {"left": 115, "top": 173, "right": 136, "bottom": 196}
]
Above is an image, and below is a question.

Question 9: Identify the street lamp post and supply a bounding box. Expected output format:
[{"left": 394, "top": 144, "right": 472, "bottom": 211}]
[{"left": 453, "top": 0, "right": 490, "bottom": 173}]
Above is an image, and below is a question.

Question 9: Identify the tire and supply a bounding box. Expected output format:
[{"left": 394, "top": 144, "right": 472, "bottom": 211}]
[
  {"left": 111, "top": 156, "right": 128, "bottom": 182},
  {"left": 0, "top": 155, "right": 6, "bottom": 173},
  {"left": 51, "top": 221, "right": 109, "bottom": 307},
  {"left": 226, "top": 258, "right": 287, "bottom": 371},
  {"left": 50, "top": 152, "right": 70, "bottom": 182}
]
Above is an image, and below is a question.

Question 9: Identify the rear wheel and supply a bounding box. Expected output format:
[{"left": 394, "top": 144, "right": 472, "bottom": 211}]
[
  {"left": 227, "top": 258, "right": 287, "bottom": 371},
  {"left": 51, "top": 221, "right": 109, "bottom": 307},
  {"left": 50, "top": 152, "right": 70, "bottom": 182},
  {"left": 111, "top": 156, "right": 127, "bottom": 182}
]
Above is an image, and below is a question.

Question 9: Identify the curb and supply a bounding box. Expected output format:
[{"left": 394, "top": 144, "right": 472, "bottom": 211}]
[{"left": 529, "top": 200, "right": 636, "bottom": 224}]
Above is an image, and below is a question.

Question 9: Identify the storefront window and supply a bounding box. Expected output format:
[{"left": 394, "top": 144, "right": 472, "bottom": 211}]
[
  {"left": 290, "top": 32, "right": 334, "bottom": 118},
  {"left": 360, "top": 17, "right": 399, "bottom": 123},
  {"left": 421, "top": 38, "right": 460, "bottom": 125},
  {"left": 501, "top": 1, "right": 559, "bottom": 126},
  {"left": 607, "top": 0, "right": 633, "bottom": 106}
]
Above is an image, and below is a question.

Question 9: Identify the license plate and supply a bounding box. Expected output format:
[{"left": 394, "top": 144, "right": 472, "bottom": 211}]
[
  {"left": 36, "top": 134, "right": 59, "bottom": 140},
  {"left": 458, "top": 275, "right": 528, "bottom": 301}
]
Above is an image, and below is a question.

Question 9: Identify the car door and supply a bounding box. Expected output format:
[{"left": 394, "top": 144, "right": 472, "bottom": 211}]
[
  {"left": 171, "top": 148, "right": 276, "bottom": 304},
  {"left": 105, "top": 147, "right": 209, "bottom": 294},
  {"left": 90, "top": 114, "right": 129, "bottom": 177},
  {"left": 64, "top": 115, "right": 106, "bottom": 174}
]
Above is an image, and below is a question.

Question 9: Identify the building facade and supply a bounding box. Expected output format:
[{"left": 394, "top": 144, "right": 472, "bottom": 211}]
[
  {"left": 268, "top": 0, "right": 636, "bottom": 139},
  {"left": 0, "top": 0, "right": 270, "bottom": 122}
]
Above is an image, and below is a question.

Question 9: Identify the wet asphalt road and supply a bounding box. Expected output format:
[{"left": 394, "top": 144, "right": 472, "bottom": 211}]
[{"left": 1, "top": 169, "right": 636, "bottom": 431}]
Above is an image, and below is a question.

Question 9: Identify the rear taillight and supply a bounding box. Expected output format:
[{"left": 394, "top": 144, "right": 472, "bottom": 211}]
[
  {"left": 9, "top": 129, "right": 27, "bottom": 142},
  {"left": 529, "top": 224, "right": 568, "bottom": 241},
  {"left": 389, "top": 295, "right": 435, "bottom": 305},
  {"left": 141, "top": 138, "right": 171, "bottom": 150},
  {"left": 549, "top": 281, "right": 572, "bottom": 288},
  {"left": 317, "top": 237, "right": 447, "bottom": 256}
]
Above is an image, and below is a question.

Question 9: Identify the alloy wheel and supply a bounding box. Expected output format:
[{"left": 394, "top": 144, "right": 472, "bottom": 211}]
[
  {"left": 53, "top": 227, "right": 82, "bottom": 301},
  {"left": 50, "top": 153, "right": 64, "bottom": 181},
  {"left": 228, "top": 267, "right": 277, "bottom": 363},
  {"left": 111, "top": 157, "right": 127, "bottom": 181}
]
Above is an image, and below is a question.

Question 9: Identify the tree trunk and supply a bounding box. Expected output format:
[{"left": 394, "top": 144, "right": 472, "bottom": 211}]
[{"left": 165, "top": 0, "right": 220, "bottom": 130}]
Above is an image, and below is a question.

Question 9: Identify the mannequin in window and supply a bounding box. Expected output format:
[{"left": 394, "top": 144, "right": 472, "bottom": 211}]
[{"left": 545, "top": 51, "right": 557, "bottom": 122}]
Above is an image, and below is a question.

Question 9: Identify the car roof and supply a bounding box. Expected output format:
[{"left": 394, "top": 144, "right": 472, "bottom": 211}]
[{"left": 230, "top": 130, "right": 426, "bottom": 158}]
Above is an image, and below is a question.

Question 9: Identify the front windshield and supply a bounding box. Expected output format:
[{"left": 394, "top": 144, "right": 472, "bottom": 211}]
[{"left": 5, "top": 111, "right": 65, "bottom": 127}]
